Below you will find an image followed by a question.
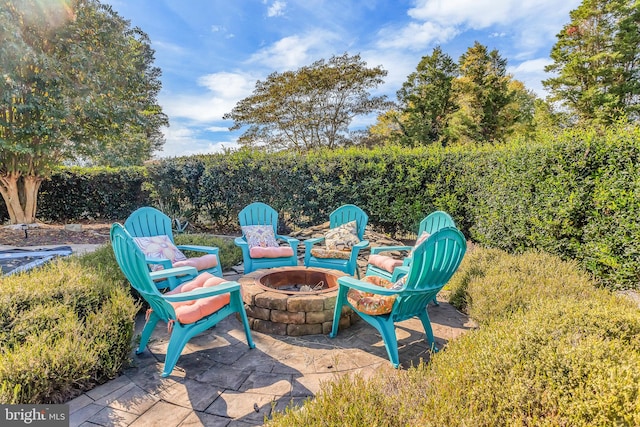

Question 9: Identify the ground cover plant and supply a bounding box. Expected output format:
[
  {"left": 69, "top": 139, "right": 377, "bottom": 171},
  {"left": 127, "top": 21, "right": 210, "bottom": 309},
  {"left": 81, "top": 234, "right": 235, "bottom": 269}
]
[
  {"left": 0, "top": 247, "right": 138, "bottom": 404},
  {"left": 0, "top": 231, "right": 240, "bottom": 404},
  {"left": 267, "top": 247, "right": 640, "bottom": 426}
]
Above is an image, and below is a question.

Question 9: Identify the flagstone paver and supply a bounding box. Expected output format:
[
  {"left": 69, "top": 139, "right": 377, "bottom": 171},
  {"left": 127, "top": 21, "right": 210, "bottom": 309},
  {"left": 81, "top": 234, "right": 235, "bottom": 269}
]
[{"left": 67, "top": 269, "right": 475, "bottom": 427}]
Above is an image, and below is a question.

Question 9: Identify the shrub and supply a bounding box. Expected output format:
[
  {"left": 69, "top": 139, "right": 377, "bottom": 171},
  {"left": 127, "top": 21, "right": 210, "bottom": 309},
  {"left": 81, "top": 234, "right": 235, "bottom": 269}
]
[
  {"left": 37, "top": 166, "right": 150, "bottom": 221},
  {"left": 18, "top": 124, "right": 640, "bottom": 290},
  {"left": 416, "top": 295, "right": 640, "bottom": 426},
  {"left": 447, "top": 247, "right": 597, "bottom": 325},
  {"left": 0, "top": 255, "right": 138, "bottom": 404},
  {"left": 267, "top": 247, "right": 640, "bottom": 426}
]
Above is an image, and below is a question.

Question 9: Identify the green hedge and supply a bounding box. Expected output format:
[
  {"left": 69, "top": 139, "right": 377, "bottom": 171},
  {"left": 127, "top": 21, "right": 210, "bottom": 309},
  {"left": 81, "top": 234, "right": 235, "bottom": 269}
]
[
  {"left": 36, "top": 166, "right": 150, "bottom": 221},
  {"left": 3, "top": 125, "right": 637, "bottom": 289},
  {"left": 463, "top": 127, "right": 640, "bottom": 289},
  {"left": 0, "top": 247, "right": 138, "bottom": 404},
  {"left": 141, "top": 128, "right": 638, "bottom": 289},
  {"left": 267, "top": 248, "right": 640, "bottom": 426}
]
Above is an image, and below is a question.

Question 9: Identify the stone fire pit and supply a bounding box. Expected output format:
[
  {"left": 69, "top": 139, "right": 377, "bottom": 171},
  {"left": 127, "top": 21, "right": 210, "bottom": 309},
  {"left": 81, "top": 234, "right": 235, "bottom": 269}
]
[{"left": 238, "top": 266, "right": 354, "bottom": 336}]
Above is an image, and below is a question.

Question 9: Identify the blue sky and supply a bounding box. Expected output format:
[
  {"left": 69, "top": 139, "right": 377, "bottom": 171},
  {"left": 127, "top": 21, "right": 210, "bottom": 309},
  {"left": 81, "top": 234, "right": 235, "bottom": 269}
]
[{"left": 104, "top": 0, "right": 582, "bottom": 158}]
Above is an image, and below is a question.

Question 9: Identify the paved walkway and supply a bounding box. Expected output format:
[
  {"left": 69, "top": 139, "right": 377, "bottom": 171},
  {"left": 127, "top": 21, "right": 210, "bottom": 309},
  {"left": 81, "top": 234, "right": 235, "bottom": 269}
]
[{"left": 67, "top": 268, "right": 475, "bottom": 427}]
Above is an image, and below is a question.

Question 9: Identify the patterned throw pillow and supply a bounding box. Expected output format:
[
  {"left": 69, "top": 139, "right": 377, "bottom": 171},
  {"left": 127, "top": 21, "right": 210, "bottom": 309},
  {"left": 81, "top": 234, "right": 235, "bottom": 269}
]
[
  {"left": 310, "top": 248, "right": 351, "bottom": 260},
  {"left": 133, "top": 235, "right": 187, "bottom": 271},
  {"left": 347, "top": 276, "right": 398, "bottom": 315},
  {"left": 241, "top": 225, "right": 279, "bottom": 248},
  {"left": 409, "top": 231, "right": 430, "bottom": 255},
  {"left": 325, "top": 220, "right": 360, "bottom": 251},
  {"left": 392, "top": 275, "right": 407, "bottom": 290}
]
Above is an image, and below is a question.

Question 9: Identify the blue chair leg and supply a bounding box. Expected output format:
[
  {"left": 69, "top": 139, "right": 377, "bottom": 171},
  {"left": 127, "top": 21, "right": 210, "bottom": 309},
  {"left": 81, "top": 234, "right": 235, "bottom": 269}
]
[
  {"left": 329, "top": 286, "right": 348, "bottom": 338},
  {"left": 162, "top": 325, "right": 192, "bottom": 377},
  {"left": 137, "top": 311, "right": 160, "bottom": 354},
  {"left": 417, "top": 310, "right": 439, "bottom": 352},
  {"left": 232, "top": 291, "right": 255, "bottom": 349},
  {"left": 377, "top": 319, "right": 400, "bottom": 368}
]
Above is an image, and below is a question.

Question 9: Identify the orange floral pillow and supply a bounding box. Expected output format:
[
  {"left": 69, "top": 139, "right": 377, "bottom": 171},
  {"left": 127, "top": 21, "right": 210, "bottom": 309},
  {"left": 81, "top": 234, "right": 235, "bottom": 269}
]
[{"left": 347, "top": 276, "right": 399, "bottom": 315}]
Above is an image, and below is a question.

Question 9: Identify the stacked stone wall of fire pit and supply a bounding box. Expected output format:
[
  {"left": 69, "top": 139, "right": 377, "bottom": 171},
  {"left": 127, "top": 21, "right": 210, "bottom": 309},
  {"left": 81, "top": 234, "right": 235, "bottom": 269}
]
[{"left": 238, "top": 267, "right": 356, "bottom": 336}]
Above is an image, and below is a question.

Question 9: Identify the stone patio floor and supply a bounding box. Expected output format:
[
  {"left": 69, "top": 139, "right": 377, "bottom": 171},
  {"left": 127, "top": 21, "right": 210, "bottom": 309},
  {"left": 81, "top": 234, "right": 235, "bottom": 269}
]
[{"left": 67, "top": 266, "right": 474, "bottom": 427}]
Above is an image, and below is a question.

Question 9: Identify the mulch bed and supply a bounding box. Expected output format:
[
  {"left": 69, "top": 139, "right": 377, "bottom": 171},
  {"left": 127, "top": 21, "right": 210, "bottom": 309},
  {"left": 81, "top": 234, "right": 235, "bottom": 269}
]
[{"left": 0, "top": 223, "right": 112, "bottom": 247}]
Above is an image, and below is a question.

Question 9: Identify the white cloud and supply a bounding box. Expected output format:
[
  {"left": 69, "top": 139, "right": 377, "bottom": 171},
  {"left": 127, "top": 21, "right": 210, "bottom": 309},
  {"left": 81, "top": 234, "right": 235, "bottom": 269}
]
[
  {"left": 508, "top": 57, "right": 553, "bottom": 97},
  {"left": 161, "top": 95, "right": 230, "bottom": 123},
  {"left": 248, "top": 30, "right": 340, "bottom": 69},
  {"left": 360, "top": 49, "right": 417, "bottom": 96},
  {"left": 151, "top": 40, "right": 187, "bottom": 56},
  {"left": 409, "top": 0, "right": 565, "bottom": 28},
  {"left": 197, "top": 72, "right": 257, "bottom": 100},
  {"left": 509, "top": 57, "right": 552, "bottom": 74},
  {"left": 160, "top": 71, "right": 259, "bottom": 123},
  {"left": 206, "top": 126, "right": 232, "bottom": 132},
  {"left": 156, "top": 125, "right": 239, "bottom": 158},
  {"left": 267, "top": 0, "right": 286, "bottom": 17},
  {"left": 376, "top": 21, "right": 459, "bottom": 51},
  {"left": 402, "top": 0, "right": 580, "bottom": 56}
]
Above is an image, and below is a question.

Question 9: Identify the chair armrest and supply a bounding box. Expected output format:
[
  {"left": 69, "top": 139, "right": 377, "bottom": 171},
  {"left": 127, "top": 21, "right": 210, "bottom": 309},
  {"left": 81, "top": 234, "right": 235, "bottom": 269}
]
[
  {"left": 276, "top": 235, "right": 299, "bottom": 247},
  {"left": 370, "top": 245, "right": 411, "bottom": 255},
  {"left": 149, "top": 266, "right": 198, "bottom": 281},
  {"left": 304, "top": 237, "right": 325, "bottom": 249},
  {"left": 337, "top": 276, "right": 400, "bottom": 296},
  {"left": 163, "top": 280, "right": 241, "bottom": 302},
  {"left": 391, "top": 266, "right": 410, "bottom": 282},
  {"left": 349, "top": 240, "right": 370, "bottom": 262},
  {"left": 144, "top": 256, "right": 173, "bottom": 270},
  {"left": 353, "top": 240, "right": 370, "bottom": 250},
  {"left": 234, "top": 237, "right": 248, "bottom": 248},
  {"left": 176, "top": 245, "right": 219, "bottom": 255}
]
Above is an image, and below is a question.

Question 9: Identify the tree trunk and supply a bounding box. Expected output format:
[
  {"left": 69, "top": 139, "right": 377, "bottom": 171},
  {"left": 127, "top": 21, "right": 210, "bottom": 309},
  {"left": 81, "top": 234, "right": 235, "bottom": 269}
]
[
  {"left": 23, "top": 175, "right": 43, "bottom": 224},
  {"left": 0, "top": 172, "right": 42, "bottom": 224}
]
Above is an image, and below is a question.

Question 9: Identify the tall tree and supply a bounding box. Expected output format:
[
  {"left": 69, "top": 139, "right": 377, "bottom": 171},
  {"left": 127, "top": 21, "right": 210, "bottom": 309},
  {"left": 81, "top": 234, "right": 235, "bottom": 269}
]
[
  {"left": 223, "top": 53, "right": 391, "bottom": 151},
  {"left": 448, "top": 42, "right": 535, "bottom": 144},
  {"left": 543, "top": 0, "right": 640, "bottom": 124},
  {"left": 395, "top": 46, "right": 458, "bottom": 146},
  {"left": 0, "top": 0, "right": 167, "bottom": 224}
]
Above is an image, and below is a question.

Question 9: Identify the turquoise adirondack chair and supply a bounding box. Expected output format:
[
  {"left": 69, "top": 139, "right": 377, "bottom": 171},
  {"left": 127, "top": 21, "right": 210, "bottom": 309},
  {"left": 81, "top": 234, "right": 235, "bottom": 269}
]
[
  {"left": 125, "top": 206, "right": 222, "bottom": 290},
  {"left": 365, "top": 211, "right": 456, "bottom": 305},
  {"left": 235, "top": 202, "right": 300, "bottom": 274},
  {"left": 111, "top": 223, "right": 255, "bottom": 377},
  {"left": 330, "top": 227, "right": 467, "bottom": 368},
  {"left": 304, "top": 204, "right": 370, "bottom": 278}
]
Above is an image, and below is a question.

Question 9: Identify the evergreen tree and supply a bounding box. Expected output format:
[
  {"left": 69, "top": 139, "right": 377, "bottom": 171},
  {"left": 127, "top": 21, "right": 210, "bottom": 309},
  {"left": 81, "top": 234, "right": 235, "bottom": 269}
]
[
  {"left": 543, "top": 0, "right": 640, "bottom": 124},
  {"left": 395, "top": 46, "right": 458, "bottom": 146},
  {"left": 448, "top": 42, "right": 523, "bottom": 144}
]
